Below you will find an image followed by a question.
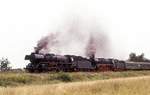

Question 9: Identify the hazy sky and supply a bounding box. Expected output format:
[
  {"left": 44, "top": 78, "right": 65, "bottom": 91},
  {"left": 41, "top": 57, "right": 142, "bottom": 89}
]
[{"left": 0, "top": 0, "right": 150, "bottom": 68}]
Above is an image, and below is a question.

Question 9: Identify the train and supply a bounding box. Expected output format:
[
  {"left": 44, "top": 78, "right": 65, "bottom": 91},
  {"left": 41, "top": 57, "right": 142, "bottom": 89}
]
[{"left": 24, "top": 52, "right": 150, "bottom": 73}]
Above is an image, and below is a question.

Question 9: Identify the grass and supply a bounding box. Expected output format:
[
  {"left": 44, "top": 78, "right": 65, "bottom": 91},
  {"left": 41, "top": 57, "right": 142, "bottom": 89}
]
[
  {"left": 0, "top": 71, "right": 150, "bottom": 87},
  {"left": 0, "top": 76, "right": 150, "bottom": 95}
]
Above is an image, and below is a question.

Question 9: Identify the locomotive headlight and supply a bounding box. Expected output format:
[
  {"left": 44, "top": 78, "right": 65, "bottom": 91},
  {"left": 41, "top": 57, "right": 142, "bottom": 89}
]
[{"left": 25, "top": 55, "right": 31, "bottom": 60}]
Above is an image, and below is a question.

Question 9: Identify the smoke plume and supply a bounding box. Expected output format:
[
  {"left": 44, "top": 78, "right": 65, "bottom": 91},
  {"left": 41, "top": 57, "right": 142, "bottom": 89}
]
[
  {"left": 35, "top": 18, "right": 111, "bottom": 57},
  {"left": 35, "top": 33, "right": 59, "bottom": 53},
  {"left": 85, "top": 35, "right": 96, "bottom": 57},
  {"left": 85, "top": 32, "right": 110, "bottom": 58}
]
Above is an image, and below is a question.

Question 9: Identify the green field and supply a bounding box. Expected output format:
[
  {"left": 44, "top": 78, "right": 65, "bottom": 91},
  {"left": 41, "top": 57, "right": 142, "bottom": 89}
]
[
  {"left": 0, "top": 71, "right": 150, "bottom": 87},
  {"left": 0, "top": 76, "right": 150, "bottom": 95},
  {"left": 0, "top": 71, "right": 150, "bottom": 95}
]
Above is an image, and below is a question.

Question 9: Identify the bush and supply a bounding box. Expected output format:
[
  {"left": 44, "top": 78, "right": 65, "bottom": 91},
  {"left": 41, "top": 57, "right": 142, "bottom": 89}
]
[{"left": 54, "top": 72, "right": 72, "bottom": 82}]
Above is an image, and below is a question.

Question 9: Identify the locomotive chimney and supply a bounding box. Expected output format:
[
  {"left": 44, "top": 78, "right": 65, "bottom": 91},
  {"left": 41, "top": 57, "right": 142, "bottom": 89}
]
[
  {"left": 90, "top": 53, "right": 95, "bottom": 59},
  {"left": 34, "top": 47, "right": 39, "bottom": 54}
]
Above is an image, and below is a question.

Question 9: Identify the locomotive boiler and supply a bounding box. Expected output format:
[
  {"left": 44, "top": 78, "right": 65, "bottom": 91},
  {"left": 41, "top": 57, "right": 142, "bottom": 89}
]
[{"left": 25, "top": 52, "right": 150, "bottom": 73}]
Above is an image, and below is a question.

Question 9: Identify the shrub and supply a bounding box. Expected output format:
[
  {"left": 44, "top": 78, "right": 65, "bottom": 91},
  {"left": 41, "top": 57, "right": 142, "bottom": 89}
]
[{"left": 56, "top": 72, "right": 72, "bottom": 82}]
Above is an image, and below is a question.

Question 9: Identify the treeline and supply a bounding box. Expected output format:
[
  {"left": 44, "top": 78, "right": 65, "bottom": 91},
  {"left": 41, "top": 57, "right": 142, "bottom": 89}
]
[{"left": 128, "top": 53, "right": 150, "bottom": 62}]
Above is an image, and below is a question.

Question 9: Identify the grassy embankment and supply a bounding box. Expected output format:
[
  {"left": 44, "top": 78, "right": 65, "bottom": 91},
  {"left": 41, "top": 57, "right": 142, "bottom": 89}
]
[
  {"left": 0, "top": 71, "right": 150, "bottom": 87},
  {"left": 0, "top": 76, "right": 150, "bottom": 95}
]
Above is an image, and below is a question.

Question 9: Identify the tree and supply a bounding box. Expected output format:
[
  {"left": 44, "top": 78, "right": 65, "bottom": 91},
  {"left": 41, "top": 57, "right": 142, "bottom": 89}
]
[
  {"left": 0, "top": 58, "right": 11, "bottom": 71},
  {"left": 129, "top": 53, "right": 136, "bottom": 61},
  {"left": 128, "top": 52, "right": 150, "bottom": 62}
]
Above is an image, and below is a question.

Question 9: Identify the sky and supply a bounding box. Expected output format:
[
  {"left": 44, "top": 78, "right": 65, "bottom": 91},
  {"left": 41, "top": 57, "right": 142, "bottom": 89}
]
[{"left": 0, "top": 0, "right": 150, "bottom": 68}]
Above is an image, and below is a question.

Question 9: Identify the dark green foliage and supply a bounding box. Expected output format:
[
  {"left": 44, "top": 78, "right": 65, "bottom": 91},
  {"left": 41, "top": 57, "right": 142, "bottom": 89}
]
[
  {"left": 56, "top": 72, "right": 72, "bottom": 82},
  {"left": 128, "top": 53, "right": 150, "bottom": 62},
  {"left": 48, "top": 72, "right": 73, "bottom": 82},
  {"left": 0, "top": 58, "right": 11, "bottom": 71}
]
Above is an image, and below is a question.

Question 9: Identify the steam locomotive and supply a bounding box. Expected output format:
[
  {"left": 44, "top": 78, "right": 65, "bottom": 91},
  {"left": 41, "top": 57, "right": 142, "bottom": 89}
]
[{"left": 25, "top": 52, "right": 150, "bottom": 72}]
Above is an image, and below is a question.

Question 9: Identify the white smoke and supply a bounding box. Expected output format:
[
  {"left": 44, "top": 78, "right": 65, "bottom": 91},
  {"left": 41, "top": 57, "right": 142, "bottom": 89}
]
[{"left": 36, "top": 17, "right": 111, "bottom": 57}]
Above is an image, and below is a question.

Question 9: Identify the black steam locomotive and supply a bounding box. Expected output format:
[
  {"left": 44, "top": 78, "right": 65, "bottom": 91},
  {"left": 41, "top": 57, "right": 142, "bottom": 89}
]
[{"left": 25, "top": 52, "right": 150, "bottom": 72}]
